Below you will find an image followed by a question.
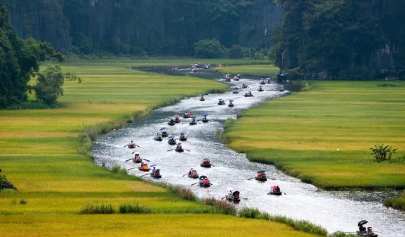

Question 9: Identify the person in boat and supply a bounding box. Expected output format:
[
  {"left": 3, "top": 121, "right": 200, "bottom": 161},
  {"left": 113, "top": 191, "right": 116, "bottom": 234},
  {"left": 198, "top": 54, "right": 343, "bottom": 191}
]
[
  {"left": 203, "top": 177, "right": 210, "bottom": 185},
  {"left": 169, "top": 118, "right": 175, "bottom": 123},
  {"left": 140, "top": 162, "right": 149, "bottom": 170},
  {"left": 358, "top": 224, "right": 366, "bottom": 233},
  {"left": 366, "top": 227, "right": 374, "bottom": 236},
  {"left": 229, "top": 100, "right": 234, "bottom": 106},
  {"left": 200, "top": 95, "right": 205, "bottom": 100},
  {"left": 169, "top": 137, "right": 175, "bottom": 143},
  {"left": 151, "top": 167, "right": 156, "bottom": 174},
  {"left": 180, "top": 133, "right": 186, "bottom": 140},
  {"left": 257, "top": 172, "right": 263, "bottom": 179},
  {"left": 133, "top": 153, "right": 141, "bottom": 162},
  {"left": 176, "top": 143, "right": 183, "bottom": 150},
  {"left": 227, "top": 190, "right": 233, "bottom": 199},
  {"left": 276, "top": 186, "right": 280, "bottom": 192},
  {"left": 191, "top": 117, "right": 197, "bottom": 123},
  {"left": 126, "top": 140, "right": 135, "bottom": 147},
  {"left": 233, "top": 191, "right": 240, "bottom": 200},
  {"left": 202, "top": 159, "right": 210, "bottom": 165}
]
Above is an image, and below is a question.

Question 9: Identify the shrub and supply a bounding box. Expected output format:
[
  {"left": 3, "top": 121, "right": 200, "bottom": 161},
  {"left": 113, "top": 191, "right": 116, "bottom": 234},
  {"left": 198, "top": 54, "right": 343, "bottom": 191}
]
[
  {"left": 194, "top": 38, "right": 228, "bottom": 58},
  {"left": 119, "top": 203, "right": 152, "bottom": 214},
  {"left": 80, "top": 203, "right": 114, "bottom": 214},
  {"left": 202, "top": 197, "right": 236, "bottom": 215},
  {"left": 370, "top": 144, "right": 397, "bottom": 162}
]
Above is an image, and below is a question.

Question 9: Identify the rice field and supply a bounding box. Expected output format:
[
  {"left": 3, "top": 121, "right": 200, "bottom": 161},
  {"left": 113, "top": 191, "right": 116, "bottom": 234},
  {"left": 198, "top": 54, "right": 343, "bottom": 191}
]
[
  {"left": 223, "top": 80, "right": 405, "bottom": 190},
  {"left": 0, "top": 59, "right": 322, "bottom": 237}
]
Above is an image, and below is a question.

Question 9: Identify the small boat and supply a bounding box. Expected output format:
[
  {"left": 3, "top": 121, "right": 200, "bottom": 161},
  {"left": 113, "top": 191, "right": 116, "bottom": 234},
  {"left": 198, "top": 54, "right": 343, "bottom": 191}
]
[
  {"left": 168, "top": 136, "right": 177, "bottom": 145},
  {"left": 244, "top": 92, "right": 253, "bottom": 97},
  {"left": 225, "top": 191, "right": 241, "bottom": 203},
  {"left": 200, "top": 158, "right": 212, "bottom": 168},
  {"left": 259, "top": 79, "right": 266, "bottom": 85},
  {"left": 132, "top": 158, "right": 142, "bottom": 163},
  {"left": 173, "top": 114, "right": 181, "bottom": 123},
  {"left": 268, "top": 191, "right": 282, "bottom": 196},
  {"left": 242, "top": 84, "right": 248, "bottom": 89},
  {"left": 200, "top": 95, "right": 205, "bottom": 101},
  {"left": 188, "top": 173, "right": 199, "bottom": 179},
  {"left": 138, "top": 166, "right": 150, "bottom": 172},
  {"left": 183, "top": 111, "right": 192, "bottom": 118},
  {"left": 218, "top": 99, "right": 225, "bottom": 105},
  {"left": 201, "top": 113, "right": 209, "bottom": 123},
  {"left": 150, "top": 169, "right": 162, "bottom": 179},
  {"left": 189, "top": 116, "right": 197, "bottom": 125},
  {"left": 224, "top": 77, "right": 231, "bottom": 82},
  {"left": 175, "top": 143, "right": 184, "bottom": 152},
  {"left": 356, "top": 231, "right": 378, "bottom": 237},
  {"left": 160, "top": 128, "right": 168, "bottom": 137},
  {"left": 233, "top": 76, "right": 239, "bottom": 81},
  {"left": 179, "top": 132, "right": 187, "bottom": 141},
  {"left": 154, "top": 135, "right": 162, "bottom": 141},
  {"left": 199, "top": 175, "right": 211, "bottom": 187},
  {"left": 232, "top": 87, "right": 239, "bottom": 94},
  {"left": 279, "top": 85, "right": 284, "bottom": 92},
  {"left": 168, "top": 119, "right": 175, "bottom": 126},
  {"left": 127, "top": 144, "right": 136, "bottom": 149},
  {"left": 228, "top": 100, "right": 234, "bottom": 107},
  {"left": 258, "top": 86, "right": 264, "bottom": 92},
  {"left": 255, "top": 169, "right": 267, "bottom": 181}
]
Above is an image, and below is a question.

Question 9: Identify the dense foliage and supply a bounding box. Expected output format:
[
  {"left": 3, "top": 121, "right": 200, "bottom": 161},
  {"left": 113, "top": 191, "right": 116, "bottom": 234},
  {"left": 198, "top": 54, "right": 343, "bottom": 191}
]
[
  {"left": 34, "top": 64, "right": 65, "bottom": 105},
  {"left": 273, "top": 0, "right": 405, "bottom": 79},
  {"left": 0, "top": 3, "right": 63, "bottom": 108}
]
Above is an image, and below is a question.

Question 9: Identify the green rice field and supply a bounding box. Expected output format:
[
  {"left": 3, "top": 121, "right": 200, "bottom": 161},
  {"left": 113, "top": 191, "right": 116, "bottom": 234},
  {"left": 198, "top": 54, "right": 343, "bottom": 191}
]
[
  {"left": 0, "top": 59, "right": 323, "bottom": 237},
  {"left": 222, "top": 80, "right": 405, "bottom": 190}
]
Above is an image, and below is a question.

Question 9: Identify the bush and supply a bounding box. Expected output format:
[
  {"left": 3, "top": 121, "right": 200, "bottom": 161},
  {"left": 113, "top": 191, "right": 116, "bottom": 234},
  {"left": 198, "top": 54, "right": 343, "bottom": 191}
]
[
  {"left": 80, "top": 203, "right": 114, "bottom": 214},
  {"left": 119, "top": 203, "right": 152, "bottom": 214},
  {"left": 194, "top": 38, "right": 228, "bottom": 58}
]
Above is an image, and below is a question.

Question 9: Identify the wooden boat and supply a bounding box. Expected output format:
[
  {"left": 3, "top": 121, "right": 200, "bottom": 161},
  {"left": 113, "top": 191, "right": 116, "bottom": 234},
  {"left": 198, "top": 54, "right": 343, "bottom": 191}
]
[
  {"left": 218, "top": 99, "right": 225, "bottom": 105},
  {"left": 356, "top": 231, "right": 378, "bottom": 237},
  {"left": 127, "top": 144, "right": 136, "bottom": 149},
  {"left": 183, "top": 113, "right": 192, "bottom": 118},
  {"left": 132, "top": 158, "right": 142, "bottom": 163},
  {"left": 168, "top": 120, "right": 175, "bottom": 126},
  {"left": 138, "top": 167, "right": 150, "bottom": 172},
  {"left": 228, "top": 100, "right": 234, "bottom": 108},
  {"left": 150, "top": 170, "right": 162, "bottom": 179},
  {"left": 188, "top": 173, "right": 199, "bottom": 179},
  {"left": 233, "top": 78, "right": 239, "bottom": 81},
  {"left": 174, "top": 118, "right": 181, "bottom": 123},
  {"left": 161, "top": 131, "right": 168, "bottom": 137},
  {"left": 268, "top": 191, "right": 282, "bottom": 196},
  {"left": 225, "top": 78, "right": 231, "bottom": 82},
  {"left": 242, "top": 84, "right": 248, "bottom": 88},
  {"left": 175, "top": 147, "right": 184, "bottom": 153},
  {"left": 200, "top": 97, "right": 205, "bottom": 101},
  {"left": 200, "top": 158, "right": 212, "bottom": 168},
  {"left": 225, "top": 191, "right": 241, "bottom": 203},
  {"left": 198, "top": 175, "right": 211, "bottom": 187},
  {"left": 258, "top": 87, "right": 264, "bottom": 92},
  {"left": 189, "top": 121, "right": 197, "bottom": 125},
  {"left": 232, "top": 90, "right": 239, "bottom": 94},
  {"left": 168, "top": 135, "right": 176, "bottom": 144},
  {"left": 202, "top": 119, "right": 209, "bottom": 123},
  {"left": 154, "top": 135, "right": 162, "bottom": 141},
  {"left": 179, "top": 132, "right": 187, "bottom": 141},
  {"left": 255, "top": 176, "right": 267, "bottom": 181},
  {"left": 244, "top": 93, "right": 253, "bottom": 97}
]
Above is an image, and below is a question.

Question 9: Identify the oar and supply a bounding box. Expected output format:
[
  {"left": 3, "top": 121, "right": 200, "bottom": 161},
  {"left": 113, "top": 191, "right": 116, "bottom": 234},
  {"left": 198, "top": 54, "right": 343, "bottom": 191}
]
[
  {"left": 247, "top": 177, "right": 255, "bottom": 180},
  {"left": 184, "top": 149, "right": 191, "bottom": 152},
  {"left": 128, "top": 167, "right": 136, "bottom": 170},
  {"left": 140, "top": 173, "right": 149, "bottom": 177},
  {"left": 191, "top": 182, "right": 199, "bottom": 185},
  {"left": 240, "top": 197, "right": 248, "bottom": 200},
  {"left": 125, "top": 158, "right": 133, "bottom": 162},
  {"left": 142, "top": 158, "right": 150, "bottom": 162},
  {"left": 182, "top": 173, "right": 188, "bottom": 177},
  {"left": 167, "top": 149, "right": 175, "bottom": 151}
]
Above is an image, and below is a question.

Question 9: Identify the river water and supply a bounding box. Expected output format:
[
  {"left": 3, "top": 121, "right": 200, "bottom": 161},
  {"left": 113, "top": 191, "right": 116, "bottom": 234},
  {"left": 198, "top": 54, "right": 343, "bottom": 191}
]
[{"left": 93, "top": 70, "right": 404, "bottom": 236}]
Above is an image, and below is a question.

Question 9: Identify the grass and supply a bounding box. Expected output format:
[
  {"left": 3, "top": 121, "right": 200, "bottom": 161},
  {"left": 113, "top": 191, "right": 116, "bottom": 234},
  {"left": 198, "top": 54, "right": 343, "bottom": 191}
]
[
  {"left": 222, "top": 80, "right": 405, "bottom": 190},
  {"left": 0, "top": 58, "right": 323, "bottom": 236}
]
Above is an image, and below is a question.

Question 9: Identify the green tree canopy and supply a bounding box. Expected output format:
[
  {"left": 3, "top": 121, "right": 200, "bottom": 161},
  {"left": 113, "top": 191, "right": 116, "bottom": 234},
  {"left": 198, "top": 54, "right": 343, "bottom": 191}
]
[
  {"left": 0, "top": 3, "right": 63, "bottom": 108},
  {"left": 34, "top": 64, "right": 64, "bottom": 105}
]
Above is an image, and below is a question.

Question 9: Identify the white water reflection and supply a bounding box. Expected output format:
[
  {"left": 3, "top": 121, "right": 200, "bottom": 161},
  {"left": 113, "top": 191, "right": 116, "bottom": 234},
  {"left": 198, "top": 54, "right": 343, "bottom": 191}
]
[{"left": 93, "top": 77, "right": 404, "bottom": 236}]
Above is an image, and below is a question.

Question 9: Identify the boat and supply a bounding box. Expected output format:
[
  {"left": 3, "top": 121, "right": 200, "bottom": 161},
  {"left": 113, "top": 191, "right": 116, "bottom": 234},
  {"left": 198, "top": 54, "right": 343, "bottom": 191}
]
[
  {"left": 268, "top": 191, "right": 282, "bottom": 196},
  {"left": 174, "top": 114, "right": 181, "bottom": 123},
  {"left": 138, "top": 166, "right": 150, "bottom": 172},
  {"left": 168, "top": 135, "right": 177, "bottom": 145},
  {"left": 279, "top": 85, "right": 284, "bottom": 91},
  {"left": 198, "top": 175, "right": 211, "bottom": 187},
  {"left": 201, "top": 113, "right": 209, "bottom": 123},
  {"left": 233, "top": 76, "right": 239, "bottom": 81},
  {"left": 168, "top": 119, "right": 175, "bottom": 126},
  {"left": 356, "top": 231, "right": 378, "bottom": 237},
  {"left": 189, "top": 116, "right": 197, "bottom": 125},
  {"left": 224, "top": 77, "right": 231, "bottom": 82},
  {"left": 255, "top": 169, "right": 267, "bottom": 181},
  {"left": 160, "top": 128, "right": 168, "bottom": 137},
  {"left": 150, "top": 169, "right": 162, "bottom": 179},
  {"left": 183, "top": 112, "right": 192, "bottom": 118},
  {"left": 258, "top": 86, "right": 264, "bottom": 92},
  {"left": 200, "top": 95, "right": 205, "bottom": 101},
  {"left": 225, "top": 191, "right": 241, "bottom": 203},
  {"left": 200, "top": 158, "right": 212, "bottom": 168},
  {"left": 179, "top": 132, "right": 187, "bottom": 141},
  {"left": 228, "top": 100, "right": 234, "bottom": 107},
  {"left": 259, "top": 79, "right": 266, "bottom": 85},
  {"left": 218, "top": 99, "right": 225, "bottom": 105},
  {"left": 127, "top": 144, "right": 136, "bottom": 149},
  {"left": 242, "top": 84, "right": 248, "bottom": 88},
  {"left": 175, "top": 148, "right": 184, "bottom": 152},
  {"left": 244, "top": 92, "right": 253, "bottom": 97},
  {"left": 188, "top": 172, "right": 199, "bottom": 178},
  {"left": 132, "top": 158, "right": 142, "bottom": 163},
  {"left": 154, "top": 135, "right": 162, "bottom": 141}
]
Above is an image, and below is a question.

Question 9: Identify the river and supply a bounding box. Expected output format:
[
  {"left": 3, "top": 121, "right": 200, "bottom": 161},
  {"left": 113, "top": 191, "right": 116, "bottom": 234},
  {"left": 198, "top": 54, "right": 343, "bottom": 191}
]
[{"left": 93, "top": 69, "right": 404, "bottom": 236}]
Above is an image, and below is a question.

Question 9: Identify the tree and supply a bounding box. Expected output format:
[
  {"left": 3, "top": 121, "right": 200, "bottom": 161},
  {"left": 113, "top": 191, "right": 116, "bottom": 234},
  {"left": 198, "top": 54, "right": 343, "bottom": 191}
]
[
  {"left": 370, "top": 144, "right": 397, "bottom": 162},
  {"left": 0, "top": 3, "right": 63, "bottom": 108},
  {"left": 194, "top": 38, "right": 227, "bottom": 58},
  {"left": 34, "top": 65, "right": 64, "bottom": 105}
]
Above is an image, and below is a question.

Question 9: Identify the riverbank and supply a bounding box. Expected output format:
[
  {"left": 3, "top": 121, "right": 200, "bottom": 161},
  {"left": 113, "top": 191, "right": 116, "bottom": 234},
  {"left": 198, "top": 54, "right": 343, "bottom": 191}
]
[
  {"left": 0, "top": 59, "right": 325, "bottom": 236},
  {"left": 221, "top": 80, "right": 405, "bottom": 191}
]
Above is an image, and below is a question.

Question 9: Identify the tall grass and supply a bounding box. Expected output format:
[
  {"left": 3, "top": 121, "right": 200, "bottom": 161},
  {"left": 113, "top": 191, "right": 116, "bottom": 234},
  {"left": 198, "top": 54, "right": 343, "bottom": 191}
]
[
  {"left": 80, "top": 203, "right": 115, "bottom": 214},
  {"left": 119, "top": 203, "right": 152, "bottom": 214}
]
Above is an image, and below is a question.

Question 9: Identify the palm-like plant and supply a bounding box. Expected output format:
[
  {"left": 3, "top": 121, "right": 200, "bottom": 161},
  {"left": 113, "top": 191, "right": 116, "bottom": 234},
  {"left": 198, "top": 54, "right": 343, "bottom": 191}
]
[{"left": 370, "top": 144, "right": 397, "bottom": 161}]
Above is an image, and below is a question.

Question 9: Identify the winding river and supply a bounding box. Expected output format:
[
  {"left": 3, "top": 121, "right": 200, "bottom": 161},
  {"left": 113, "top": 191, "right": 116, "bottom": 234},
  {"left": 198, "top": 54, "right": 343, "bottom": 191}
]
[{"left": 93, "top": 70, "right": 404, "bottom": 236}]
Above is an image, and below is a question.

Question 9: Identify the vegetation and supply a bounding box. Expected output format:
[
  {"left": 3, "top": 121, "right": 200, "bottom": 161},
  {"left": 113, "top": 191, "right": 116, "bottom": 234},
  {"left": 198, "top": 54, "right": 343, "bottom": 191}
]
[
  {"left": 384, "top": 191, "right": 405, "bottom": 211},
  {"left": 370, "top": 144, "right": 397, "bottom": 162},
  {"left": 222, "top": 80, "right": 405, "bottom": 190},
  {"left": 33, "top": 64, "right": 65, "bottom": 105},
  {"left": 273, "top": 0, "right": 405, "bottom": 79},
  {"left": 194, "top": 38, "right": 228, "bottom": 58},
  {"left": 0, "top": 4, "right": 63, "bottom": 108},
  {"left": 215, "top": 63, "right": 280, "bottom": 77},
  {"left": 0, "top": 59, "right": 322, "bottom": 236}
]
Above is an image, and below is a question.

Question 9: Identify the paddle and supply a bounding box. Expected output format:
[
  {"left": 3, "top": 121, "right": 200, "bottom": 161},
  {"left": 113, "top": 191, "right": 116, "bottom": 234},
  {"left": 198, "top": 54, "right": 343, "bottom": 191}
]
[
  {"left": 184, "top": 149, "right": 191, "bottom": 152},
  {"left": 125, "top": 158, "right": 133, "bottom": 162},
  {"left": 247, "top": 177, "right": 255, "bottom": 180},
  {"left": 128, "top": 167, "right": 136, "bottom": 170},
  {"left": 167, "top": 149, "right": 175, "bottom": 151},
  {"left": 191, "top": 182, "right": 199, "bottom": 185},
  {"left": 182, "top": 173, "right": 188, "bottom": 177},
  {"left": 210, "top": 163, "right": 215, "bottom": 167},
  {"left": 142, "top": 158, "right": 150, "bottom": 162}
]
